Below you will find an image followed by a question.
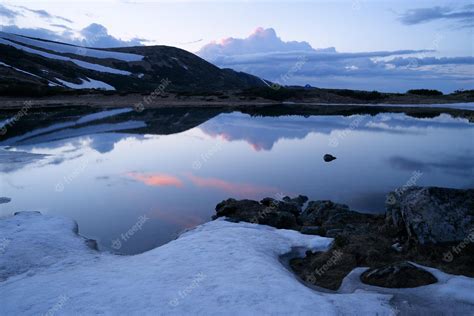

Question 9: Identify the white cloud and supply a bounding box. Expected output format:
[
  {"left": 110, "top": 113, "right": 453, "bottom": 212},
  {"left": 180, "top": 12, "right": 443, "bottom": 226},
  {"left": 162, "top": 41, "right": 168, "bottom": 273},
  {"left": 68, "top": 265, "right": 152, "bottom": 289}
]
[
  {"left": 199, "top": 27, "right": 313, "bottom": 58},
  {"left": 0, "top": 23, "right": 146, "bottom": 48},
  {"left": 197, "top": 27, "right": 474, "bottom": 93},
  {"left": 0, "top": 4, "right": 147, "bottom": 48}
]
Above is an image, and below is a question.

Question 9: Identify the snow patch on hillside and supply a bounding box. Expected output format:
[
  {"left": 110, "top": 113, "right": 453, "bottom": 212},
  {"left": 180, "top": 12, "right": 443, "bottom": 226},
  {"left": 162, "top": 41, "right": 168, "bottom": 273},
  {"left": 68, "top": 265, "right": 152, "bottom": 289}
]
[
  {"left": 0, "top": 38, "right": 131, "bottom": 75},
  {"left": 0, "top": 32, "right": 144, "bottom": 62},
  {"left": 0, "top": 61, "right": 60, "bottom": 86},
  {"left": 56, "top": 77, "right": 116, "bottom": 90}
]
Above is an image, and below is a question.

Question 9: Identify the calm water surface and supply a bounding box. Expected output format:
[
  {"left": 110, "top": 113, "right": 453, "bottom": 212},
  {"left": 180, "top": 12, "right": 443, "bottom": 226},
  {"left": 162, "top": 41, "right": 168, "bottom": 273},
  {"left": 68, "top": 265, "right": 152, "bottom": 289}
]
[{"left": 1, "top": 108, "right": 473, "bottom": 254}]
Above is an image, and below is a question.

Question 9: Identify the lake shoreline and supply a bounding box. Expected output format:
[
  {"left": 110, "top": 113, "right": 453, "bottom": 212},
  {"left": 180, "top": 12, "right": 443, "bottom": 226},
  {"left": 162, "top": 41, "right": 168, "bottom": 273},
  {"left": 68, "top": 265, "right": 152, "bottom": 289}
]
[
  {"left": 1, "top": 186, "right": 473, "bottom": 314},
  {"left": 213, "top": 187, "right": 474, "bottom": 291},
  {"left": 0, "top": 98, "right": 473, "bottom": 124},
  {"left": 0, "top": 92, "right": 474, "bottom": 110}
]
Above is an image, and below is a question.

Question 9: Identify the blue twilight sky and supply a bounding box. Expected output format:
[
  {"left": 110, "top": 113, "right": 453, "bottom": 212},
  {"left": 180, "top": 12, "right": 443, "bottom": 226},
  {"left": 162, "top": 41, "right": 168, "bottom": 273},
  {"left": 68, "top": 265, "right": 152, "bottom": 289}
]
[{"left": 0, "top": 0, "right": 473, "bottom": 92}]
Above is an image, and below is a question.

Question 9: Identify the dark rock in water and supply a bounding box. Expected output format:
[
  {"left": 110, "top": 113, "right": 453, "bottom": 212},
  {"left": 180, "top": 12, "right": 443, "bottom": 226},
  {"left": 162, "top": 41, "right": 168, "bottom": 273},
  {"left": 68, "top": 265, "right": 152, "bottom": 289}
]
[
  {"left": 323, "top": 154, "right": 336, "bottom": 162},
  {"left": 360, "top": 262, "right": 437, "bottom": 288},
  {"left": 386, "top": 187, "right": 474, "bottom": 244},
  {"left": 14, "top": 210, "right": 41, "bottom": 216},
  {"left": 214, "top": 198, "right": 298, "bottom": 229},
  {"left": 0, "top": 197, "right": 11, "bottom": 204}
]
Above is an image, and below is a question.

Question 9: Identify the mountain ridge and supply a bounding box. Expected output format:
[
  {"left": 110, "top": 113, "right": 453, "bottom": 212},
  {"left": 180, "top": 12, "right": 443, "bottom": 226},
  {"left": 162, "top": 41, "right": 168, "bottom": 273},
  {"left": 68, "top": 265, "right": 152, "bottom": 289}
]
[{"left": 0, "top": 31, "right": 266, "bottom": 95}]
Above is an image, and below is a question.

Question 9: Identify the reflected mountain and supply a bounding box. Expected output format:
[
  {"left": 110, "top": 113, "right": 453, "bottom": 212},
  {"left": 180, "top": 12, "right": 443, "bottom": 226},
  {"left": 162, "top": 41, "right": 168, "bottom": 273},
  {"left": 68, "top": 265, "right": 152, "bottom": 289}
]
[
  {"left": 1, "top": 107, "right": 473, "bottom": 174},
  {"left": 2, "top": 106, "right": 473, "bottom": 255},
  {"left": 0, "top": 107, "right": 222, "bottom": 146},
  {"left": 200, "top": 112, "right": 474, "bottom": 151}
]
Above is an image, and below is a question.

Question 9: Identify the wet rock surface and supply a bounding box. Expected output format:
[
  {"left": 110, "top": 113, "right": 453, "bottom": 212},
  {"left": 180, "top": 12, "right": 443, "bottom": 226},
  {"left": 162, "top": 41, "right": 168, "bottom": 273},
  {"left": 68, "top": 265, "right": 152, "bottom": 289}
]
[
  {"left": 213, "top": 197, "right": 304, "bottom": 229},
  {"left": 360, "top": 262, "right": 438, "bottom": 288},
  {"left": 214, "top": 186, "right": 474, "bottom": 290},
  {"left": 386, "top": 186, "right": 474, "bottom": 244}
]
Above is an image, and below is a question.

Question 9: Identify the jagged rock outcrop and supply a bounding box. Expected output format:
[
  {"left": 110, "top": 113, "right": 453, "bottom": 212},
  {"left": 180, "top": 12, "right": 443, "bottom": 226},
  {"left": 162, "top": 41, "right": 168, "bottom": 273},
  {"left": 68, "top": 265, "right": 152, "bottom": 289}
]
[
  {"left": 214, "top": 187, "right": 474, "bottom": 290},
  {"left": 386, "top": 187, "right": 474, "bottom": 244},
  {"left": 213, "top": 196, "right": 308, "bottom": 229}
]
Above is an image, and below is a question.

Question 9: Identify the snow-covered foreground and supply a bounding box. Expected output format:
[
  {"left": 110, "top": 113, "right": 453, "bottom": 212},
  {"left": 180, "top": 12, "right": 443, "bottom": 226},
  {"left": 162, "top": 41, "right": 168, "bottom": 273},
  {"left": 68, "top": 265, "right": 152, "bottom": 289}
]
[{"left": 0, "top": 213, "right": 473, "bottom": 315}]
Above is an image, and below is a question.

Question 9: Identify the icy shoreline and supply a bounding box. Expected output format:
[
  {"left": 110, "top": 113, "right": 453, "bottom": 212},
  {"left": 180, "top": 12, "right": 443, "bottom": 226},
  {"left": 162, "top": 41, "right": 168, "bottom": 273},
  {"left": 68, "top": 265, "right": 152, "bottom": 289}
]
[{"left": 0, "top": 212, "right": 473, "bottom": 315}]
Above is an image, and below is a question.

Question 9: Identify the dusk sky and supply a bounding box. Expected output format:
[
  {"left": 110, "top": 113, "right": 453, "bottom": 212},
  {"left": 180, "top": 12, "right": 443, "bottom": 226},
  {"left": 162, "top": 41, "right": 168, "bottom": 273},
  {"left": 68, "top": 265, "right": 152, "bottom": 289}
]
[{"left": 1, "top": 0, "right": 473, "bottom": 92}]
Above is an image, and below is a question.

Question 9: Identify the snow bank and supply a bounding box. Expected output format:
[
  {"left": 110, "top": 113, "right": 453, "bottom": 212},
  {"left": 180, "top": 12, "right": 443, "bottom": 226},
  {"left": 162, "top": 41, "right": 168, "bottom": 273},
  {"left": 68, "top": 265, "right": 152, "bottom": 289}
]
[
  {"left": 0, "top": 212, "right": 95, "bottom": 282},
  {"left": 0, "top": 38, "right": 132, "bottom": 75},
  {"left": 0, "top": 32, "right": 144, "bottom": 62},
  {"left": 339, "top": 265, "right": 474, "bottom": 315},
  {"left": 56, "top": 77, "right": 116, "bottom": 90},
  {"left": 0, "top": 213, "right": 395, "bottom": 315}
]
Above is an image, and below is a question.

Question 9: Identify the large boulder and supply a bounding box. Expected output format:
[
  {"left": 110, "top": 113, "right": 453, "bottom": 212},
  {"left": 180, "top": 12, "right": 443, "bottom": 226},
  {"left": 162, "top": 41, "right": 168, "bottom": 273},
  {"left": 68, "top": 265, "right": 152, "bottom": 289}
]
[
  {"left": 386, "top": 187, "right": 474, "bottom": 244},
  {"left": 261, "top": 195, "right": 308, "bottom": 216},
  {"left": 299, "top": 200, "right": 369, "bottom": 229},
  {"left": 360, "top": 262, "right": 437, "bottom": 288},
  {"left": 213, "top": 197, "right": 299, "bottom": 229}
]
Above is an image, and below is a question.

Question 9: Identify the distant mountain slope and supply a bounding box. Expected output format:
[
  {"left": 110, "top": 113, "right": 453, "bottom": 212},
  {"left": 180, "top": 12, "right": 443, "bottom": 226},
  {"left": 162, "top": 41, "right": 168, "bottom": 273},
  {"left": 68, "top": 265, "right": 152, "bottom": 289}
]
[{"left": 0, "top": 32, "right": 265, "bottom": 95}]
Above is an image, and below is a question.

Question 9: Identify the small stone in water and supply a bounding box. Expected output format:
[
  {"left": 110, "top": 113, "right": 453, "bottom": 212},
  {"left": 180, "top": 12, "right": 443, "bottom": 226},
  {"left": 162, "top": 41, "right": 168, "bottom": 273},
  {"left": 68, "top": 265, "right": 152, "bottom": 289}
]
[{"left": 324, "top": 154, "right": 336, "bottom": 162}]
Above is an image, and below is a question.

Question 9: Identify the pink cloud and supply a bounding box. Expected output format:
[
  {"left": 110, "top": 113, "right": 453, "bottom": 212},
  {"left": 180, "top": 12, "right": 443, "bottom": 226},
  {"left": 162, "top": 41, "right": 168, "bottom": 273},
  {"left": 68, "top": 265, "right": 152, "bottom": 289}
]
[
  {"left": 127, "top": 172, "right": 184, "bottom": 188},
  {"left": 186, "top": 173, "right": 278, "bottom": 197}
]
